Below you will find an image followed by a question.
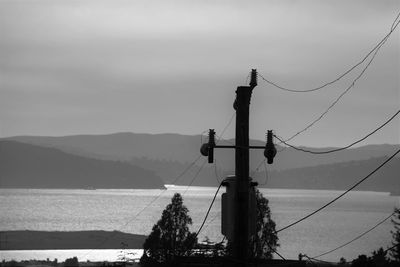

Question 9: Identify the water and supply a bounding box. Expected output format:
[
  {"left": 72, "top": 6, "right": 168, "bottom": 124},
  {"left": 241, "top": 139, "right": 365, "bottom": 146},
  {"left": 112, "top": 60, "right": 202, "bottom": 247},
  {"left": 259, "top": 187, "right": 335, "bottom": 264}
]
[
  {"left": 0, "top": 187, "right": 398, "bottom": 262},
  {"left": 0, "top": 249, "right": 142, "bottom": 262}
]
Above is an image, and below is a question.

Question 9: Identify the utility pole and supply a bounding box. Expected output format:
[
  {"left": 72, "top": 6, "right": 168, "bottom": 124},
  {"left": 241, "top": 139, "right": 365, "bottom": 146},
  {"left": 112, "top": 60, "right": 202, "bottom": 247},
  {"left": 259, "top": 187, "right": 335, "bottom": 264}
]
[
  {"left": 233, "top": 69, "right": 257, "bottom": 264},
  {"left": 200, "top": 69, "right": 276, "bottom": 266}
]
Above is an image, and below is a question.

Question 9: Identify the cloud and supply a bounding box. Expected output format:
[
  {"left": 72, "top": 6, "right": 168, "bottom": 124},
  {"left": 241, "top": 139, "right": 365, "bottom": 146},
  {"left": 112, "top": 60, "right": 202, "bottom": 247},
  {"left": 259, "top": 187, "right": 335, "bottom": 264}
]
[{"left": 0, "top": 0, "right": 398, "bottom": 145}]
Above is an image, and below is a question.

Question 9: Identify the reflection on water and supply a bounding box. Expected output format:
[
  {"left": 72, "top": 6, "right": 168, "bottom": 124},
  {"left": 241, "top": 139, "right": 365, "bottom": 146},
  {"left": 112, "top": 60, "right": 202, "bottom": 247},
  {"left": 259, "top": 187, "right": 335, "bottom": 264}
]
[
  {"left": 0, "top": 187, "right": 399, "bottom": 262},
  {"left": 0, "top": 249, "right": 142, "bottom": 262}
]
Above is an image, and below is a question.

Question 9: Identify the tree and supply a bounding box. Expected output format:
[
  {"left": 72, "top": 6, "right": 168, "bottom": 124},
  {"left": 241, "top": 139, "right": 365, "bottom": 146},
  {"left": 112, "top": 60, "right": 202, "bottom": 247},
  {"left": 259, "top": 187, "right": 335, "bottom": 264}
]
[
  {"left": 351, "top": 254, "right": 369, "bottom": 267},
  {"left": 248, "top": 189, "right": 279, "bottom": 259},
  {"left": 64, "top": 257, "right": 79, "bottom": 267},
  {"left": 390, "top": 207, "right": 400, "bottom": 262},
  {"left": 339, "top": 257, "right": 347, "bottom": 265},
  {"left": 371, "top": 247, "right": 389, "bottom": 267},
  {"left": 140, "top": 193, "right": 197, "bottom": 265}
]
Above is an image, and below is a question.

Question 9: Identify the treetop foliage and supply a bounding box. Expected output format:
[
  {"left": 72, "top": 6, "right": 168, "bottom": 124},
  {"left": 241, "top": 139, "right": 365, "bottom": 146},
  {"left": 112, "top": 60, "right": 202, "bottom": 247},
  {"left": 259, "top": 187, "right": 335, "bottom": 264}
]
[
  {"left": 249, "top": 189, "right": 279, "bottom": 259},
  {"left": 390, "top": 207, "right": 400, "bottom": 261},
  {"left": 141, "top": 193, "right": 197, "bottom": 265}
]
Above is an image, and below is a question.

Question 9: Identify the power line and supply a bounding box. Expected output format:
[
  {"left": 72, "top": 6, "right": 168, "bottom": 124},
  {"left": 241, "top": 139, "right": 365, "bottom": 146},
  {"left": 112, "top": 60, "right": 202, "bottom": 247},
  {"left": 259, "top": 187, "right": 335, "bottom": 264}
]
[
  {"left": 384, "top": 243, "right": 399, "bottom": 254},
  {"left": 218, "top": 113, "right": 236, "bottom": 144},
  {"left": 126, "top": 111, "right": 233, "bottom": 256},
  {"left": 81, "top": 154, "right": 203, "bottom": 258},
  {"left": 196, "top": 157, "right": 226, "bottom": 237},
  {"left": 267, "top": 243, "right": 287, "bottom": 261},
  {"left": 302, "top": 254, "right": 320, "bottom": 266},
  {"left": 274, "top": 109, "right": 400, "bottom": 154},
  {"left": 188, "top": 112, "right": 238, "bottom": 236},
  {"left": 259, "top": 12, "right": 400, "bottom": 93},
  {"left": 392, "top": 12, "right": 400, "bottom": 30},
  {"left": 303, "top": 254, "right": 336, "bottom": 265},
  {"left": 172, "top": 154, "right": 203, "bottom": 184},
  {"left": 280, "top": 33, "right": 391, "bottom": 143},
  {"left": 183, "top": 159, "right": 207, "bottom": 196},
  {"left": 273, "top": 17, "right": 399, "bottom": 144},
  {"left": 312, "top": 211, "right": 396, "bottom": 259},
  {"left": 215, "top": 113, "right": 236, "bottom": 147},
  {"left": 257, "top": 159, "right": 269, "bottom": 186},
  {"left": 200, "top": 211, "right": 221, "bottom": 233},
  {"left": 202, "top": 112, "right": 235, "bottom": 147},
  {"left": 213, "top": 160, "right": 222, "bottom": 184},
  {"left": 306, "top": 243, "right": 400, "bottom": 265},
  {"left": 276, "top": 147, "right": 400, "bottom": 233},
  {"left": 186, "top": 112, "right": 236, "bottom": 194},
  {"left": 195, "top": 181, "right": 224, "bottom": 238},
  {"left": 250, "top": 158, "right": 265, "bottom": 178},
  {"left": 251, "top": 158, "right": 270, "bottom": 186}
]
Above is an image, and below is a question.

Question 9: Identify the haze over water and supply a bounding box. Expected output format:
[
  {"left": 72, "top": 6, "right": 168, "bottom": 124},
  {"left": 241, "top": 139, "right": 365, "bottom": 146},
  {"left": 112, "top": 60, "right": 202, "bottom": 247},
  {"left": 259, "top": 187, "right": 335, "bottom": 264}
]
[{"left": 1, "top": 187, "right": 398, "bottom": 262}]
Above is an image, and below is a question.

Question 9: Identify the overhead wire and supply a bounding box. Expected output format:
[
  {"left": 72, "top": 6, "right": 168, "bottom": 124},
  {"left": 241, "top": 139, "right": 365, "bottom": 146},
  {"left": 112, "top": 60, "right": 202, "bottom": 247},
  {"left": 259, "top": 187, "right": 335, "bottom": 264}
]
[
  {"left": 254, "top": 159, "right": 269, "bottom": 186},
  {"left": 193, "top": 111, "right": 237, "bottom": 237},
  {"left": 200, "top": 211, "right": 221, "bottom": 234},
  {"left": 301, "top": 254, "right": 318, "bottom": 266},
  {"left": 213, "top": 159, "right": 224, "bottom": 184},
  {"left": 82, "top": 153, "right": 203, "bottom": 258},
  {"left": 196, "top": 154, "right": 226, "bottom": 238},
  {"left": 215, "top": 113, "right": 236, "bottom": 147},
  {"left": 259, "top": 12, "right": 400, "bottom": 93},
  {"left": 195, "top": 181, "right": 225, "bottom": 238},
  {"left": 274, "top": 109, "right": 400, "bottom": 154},
  {"left": 218, "top": 113, "right": 236, "bottom": 143},
  {"left": 250, "top": 153, "right": 271, "bottom": 187},
  {"left": 303, "top": 254, "right": 336, "bottom": 265},
  {"left": 85, "top": 12, "right": 400, "bottom": 261},
  {"left": 250, "top": 158, "right": 266, "bottom": 178},
  {"left": 312, "top": 211, "right": 396, "bottom": 259},
  {"left": 268, "top": 244, "right": 287, "bottom": 261},
  {"left": 186, "top": 111, "right": 235, "bottom": 195},
  {"left": 384, "top": 243, "right": 399, "bottom": 254},
  {"left": 183, "top": 159, "right": 208, "bottom": 196},
  {"left": 390, "top": 11, "right": 400, "bottom": 31},
  {"left": 280, "top": 33, "right": 389, "bottom": 143},
  {"left": 276, "top": 147, "right": 400, "bottom": 233},
  {"left": 307, "top": 243, "right": 400, "bottom": 265},
  {"left": 274, "top": 17, "right": 400, "bottom": 144}
]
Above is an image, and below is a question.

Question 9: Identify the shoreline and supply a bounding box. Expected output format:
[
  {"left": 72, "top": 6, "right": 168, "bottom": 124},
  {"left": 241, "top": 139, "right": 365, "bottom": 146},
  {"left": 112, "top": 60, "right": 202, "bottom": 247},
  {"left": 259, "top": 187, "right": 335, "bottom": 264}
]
[{"left": 0, "top": 230, "right": 146, "bottom": 250}]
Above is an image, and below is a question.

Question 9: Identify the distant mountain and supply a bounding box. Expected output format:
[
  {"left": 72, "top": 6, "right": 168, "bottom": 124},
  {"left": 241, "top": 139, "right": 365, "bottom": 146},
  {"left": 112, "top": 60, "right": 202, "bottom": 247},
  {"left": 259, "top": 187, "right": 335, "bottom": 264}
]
[
  {"left": 4, "top": 133, "right": 399, "bottom": 172},
  {"left": 2, "top": 133, "right": 399, "bottom": 193},
  {"left": 255, "top": 156, "right": 400, "bottom": 195},
  {"left": 0, "top": 141, "right": 165, "bottom": 189}
]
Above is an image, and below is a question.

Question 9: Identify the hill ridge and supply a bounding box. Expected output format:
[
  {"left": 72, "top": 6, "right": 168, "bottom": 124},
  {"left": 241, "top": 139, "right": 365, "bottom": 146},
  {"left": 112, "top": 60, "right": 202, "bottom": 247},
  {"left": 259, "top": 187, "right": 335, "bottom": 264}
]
[{"left": 0, "top": 140, "right": 165, "bottom": 189}]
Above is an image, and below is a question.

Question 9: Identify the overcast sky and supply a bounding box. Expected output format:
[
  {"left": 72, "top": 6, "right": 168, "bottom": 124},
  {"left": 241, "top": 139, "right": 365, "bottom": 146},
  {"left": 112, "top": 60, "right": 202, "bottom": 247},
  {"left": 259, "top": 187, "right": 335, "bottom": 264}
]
[{"left": 0, "top": 0, "right": 399, "bottom": 147}]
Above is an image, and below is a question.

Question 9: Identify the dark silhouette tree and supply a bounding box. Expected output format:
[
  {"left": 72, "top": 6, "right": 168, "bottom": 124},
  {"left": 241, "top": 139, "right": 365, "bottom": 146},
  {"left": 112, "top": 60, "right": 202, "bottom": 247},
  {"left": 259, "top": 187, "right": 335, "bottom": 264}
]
[
  {"left": 351, "top": 248, "right": 392, "bottom": 267},
  {"left": 64, "top": 256, "right": 79, "bottom": 267},
  {"left": 249, "top": 189, "right": 279, "bottom": 259},
  {"left": 140, "top": 193, "right": 197, "bottom": 265},
  {"left": 351, "top": 254, "right": 369, "bottom": 267},
  {"left": 371, "top": 247, "right": 389, "bottom": 267},
  {"left": 390, "top": 207, "right": 400, "bottom": 262},
  {"left": 338, "top": 257, "right": 347, "bottom": 265}
]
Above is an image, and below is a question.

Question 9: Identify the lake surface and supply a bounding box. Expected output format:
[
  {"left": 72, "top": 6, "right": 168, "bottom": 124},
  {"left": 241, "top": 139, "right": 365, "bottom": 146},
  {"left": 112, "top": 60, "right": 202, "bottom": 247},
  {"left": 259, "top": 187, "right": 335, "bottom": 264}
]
[
  {"left": 0, "top": 187, "right": 399, "bottom": 262},
  {"left": 0, "top": 249, "right": 142, "bottom": 262}
]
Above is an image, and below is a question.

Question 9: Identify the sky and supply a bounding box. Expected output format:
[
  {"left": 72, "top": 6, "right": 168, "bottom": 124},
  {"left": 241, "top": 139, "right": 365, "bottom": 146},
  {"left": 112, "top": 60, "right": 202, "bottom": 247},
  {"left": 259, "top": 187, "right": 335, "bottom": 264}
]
[{"left": 0, "top": 0, "right": 399, "bottom": 147}]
